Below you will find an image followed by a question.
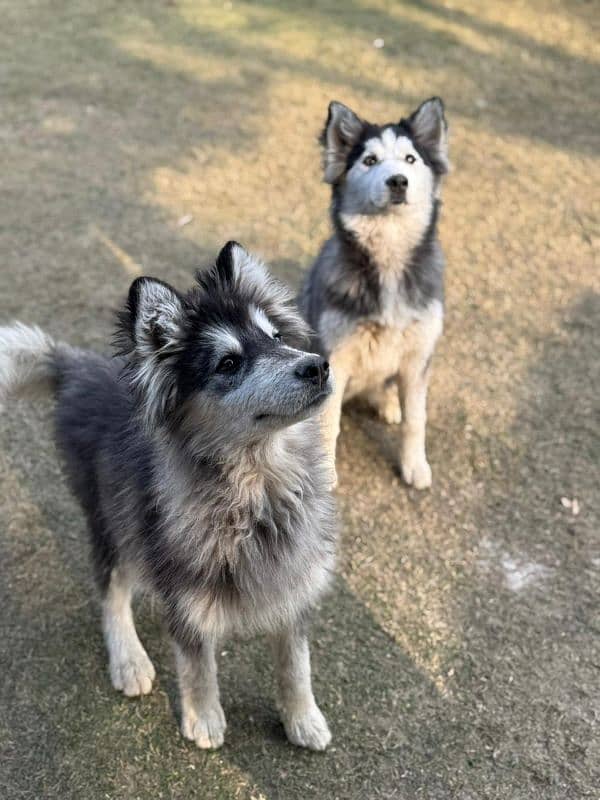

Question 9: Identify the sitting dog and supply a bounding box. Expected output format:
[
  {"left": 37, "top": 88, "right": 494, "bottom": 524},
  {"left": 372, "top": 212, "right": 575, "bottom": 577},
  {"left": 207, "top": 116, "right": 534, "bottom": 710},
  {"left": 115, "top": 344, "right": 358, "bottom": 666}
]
[
  {"left": 0, "top": 242, "right": 336, "bottom": 750},
  {"left": 300, "top": 98, "right": 449, "bottom": 489}
]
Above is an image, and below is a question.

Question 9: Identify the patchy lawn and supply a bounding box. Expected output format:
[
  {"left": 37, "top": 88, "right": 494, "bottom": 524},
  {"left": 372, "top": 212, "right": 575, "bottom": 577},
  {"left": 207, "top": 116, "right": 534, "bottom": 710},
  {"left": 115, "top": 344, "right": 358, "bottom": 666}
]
[{"left": 0, "top": 1, "right": 598, "bottom": 798}]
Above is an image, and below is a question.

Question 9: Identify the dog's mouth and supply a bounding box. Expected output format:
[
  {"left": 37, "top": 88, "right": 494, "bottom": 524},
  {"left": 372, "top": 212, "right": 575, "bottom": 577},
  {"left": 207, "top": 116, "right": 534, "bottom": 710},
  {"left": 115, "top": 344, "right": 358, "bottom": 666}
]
[
  {"left": 390, "top": 195, "right": 407, "bottom": 206},
  {"left": 255, "top": 390, "right": 329, "bottom": 422}
]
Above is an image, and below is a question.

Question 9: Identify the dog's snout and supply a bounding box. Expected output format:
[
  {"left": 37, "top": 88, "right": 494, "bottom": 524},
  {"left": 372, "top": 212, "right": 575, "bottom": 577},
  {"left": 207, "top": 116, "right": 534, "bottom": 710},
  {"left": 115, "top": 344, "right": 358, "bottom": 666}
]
[
  {"left": 295, "top": 356, "right": 329, "bottom": 388},
  {"left": 386, "top": 174, "right": 408, "bottom": 191}
]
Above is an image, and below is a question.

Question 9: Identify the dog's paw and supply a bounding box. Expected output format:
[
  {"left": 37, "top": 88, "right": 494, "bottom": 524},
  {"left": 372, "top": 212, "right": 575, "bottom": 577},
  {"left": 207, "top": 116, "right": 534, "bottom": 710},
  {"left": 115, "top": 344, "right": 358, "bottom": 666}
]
[
  {"left": 283, "top": 703, "right": 332, "bottom": 751},
  {"left": 110, "top": 648, "right": 156, "bottom": 697},
  {"left": 181, "top": 703, "right": 227, "bottom": 750},
  {"left": 375, "top": 392, "right": 402, "bottom": 425},
  {"left": 400, "top": 451, "right": 432, "bottom": 490}
]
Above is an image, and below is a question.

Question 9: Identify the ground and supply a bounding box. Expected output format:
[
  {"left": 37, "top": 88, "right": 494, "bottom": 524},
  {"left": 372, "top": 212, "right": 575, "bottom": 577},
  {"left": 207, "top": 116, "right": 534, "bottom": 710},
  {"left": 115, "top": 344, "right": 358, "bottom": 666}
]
[{"left": 0, "top": 1, "right": 598, "bottom": 798}]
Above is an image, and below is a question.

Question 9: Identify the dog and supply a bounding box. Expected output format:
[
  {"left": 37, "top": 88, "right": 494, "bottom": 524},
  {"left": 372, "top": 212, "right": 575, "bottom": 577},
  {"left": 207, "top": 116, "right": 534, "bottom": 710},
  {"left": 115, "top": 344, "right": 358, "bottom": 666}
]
[
  {"left": 300, "top": 97, "right": 449, "bottom": 489},
  {"left": 0, "top": 242, "right": 336, "bottom": 751}
]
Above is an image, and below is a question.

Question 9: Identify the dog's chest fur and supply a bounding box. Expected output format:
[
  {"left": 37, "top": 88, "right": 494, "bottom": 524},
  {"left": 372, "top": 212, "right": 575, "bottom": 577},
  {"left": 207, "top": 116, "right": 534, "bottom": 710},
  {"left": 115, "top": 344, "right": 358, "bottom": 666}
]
[
  {"left": 340, "top": 205, "right": 429, "bottom": 278},
  {"left": 322, "top": 301, "right": 442, "bottom": 398},
  {"left": 305, "top": 198, "right": 444, "bottom": 396},
  {"left": 152, "top": 423, "right": 335, "bottom": 638}
]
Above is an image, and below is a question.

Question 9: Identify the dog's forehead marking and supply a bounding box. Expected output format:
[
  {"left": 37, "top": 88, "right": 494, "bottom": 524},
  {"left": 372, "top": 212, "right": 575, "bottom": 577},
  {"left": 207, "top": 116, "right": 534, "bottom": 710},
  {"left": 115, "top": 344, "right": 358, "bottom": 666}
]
[
  {"left": 364, "top": 131, "right": 415, "bottom": 160},
  {"left": 250, "top": 305, "right": 276, "bottom": 337},
  {"left": 203, "top": 325, "right": 243, "bottom": 354}
]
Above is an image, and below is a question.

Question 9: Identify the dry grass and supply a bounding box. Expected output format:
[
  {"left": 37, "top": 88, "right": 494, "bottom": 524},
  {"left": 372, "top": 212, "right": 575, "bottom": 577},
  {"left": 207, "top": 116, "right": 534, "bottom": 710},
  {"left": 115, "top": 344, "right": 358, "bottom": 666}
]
[{"left": 1, "top": 1, "right": 599, "bottom": 798}]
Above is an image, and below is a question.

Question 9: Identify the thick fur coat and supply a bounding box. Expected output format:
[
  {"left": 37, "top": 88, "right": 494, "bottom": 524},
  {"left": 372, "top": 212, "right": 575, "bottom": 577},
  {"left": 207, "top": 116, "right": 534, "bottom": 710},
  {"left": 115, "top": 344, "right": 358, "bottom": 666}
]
[
  {"left": 300, "top": 98, "right": 450, "bottom": 489},
  {"left": 0, "top": 242, "right": 336, "bottom": 750}
]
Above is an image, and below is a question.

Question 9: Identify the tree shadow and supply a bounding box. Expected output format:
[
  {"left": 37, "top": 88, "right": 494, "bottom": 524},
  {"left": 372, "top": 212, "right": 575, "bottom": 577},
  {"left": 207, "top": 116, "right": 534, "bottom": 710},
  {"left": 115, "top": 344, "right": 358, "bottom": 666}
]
[{"left": 243, "top": 0, "right": 599, "bottom": 155}]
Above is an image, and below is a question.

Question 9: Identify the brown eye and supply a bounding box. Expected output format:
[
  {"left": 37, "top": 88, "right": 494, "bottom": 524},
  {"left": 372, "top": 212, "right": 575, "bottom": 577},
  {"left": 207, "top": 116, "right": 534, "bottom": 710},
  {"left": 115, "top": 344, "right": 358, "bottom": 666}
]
[
  {"left": 405, "top": 154, "right": 416, "bottom": 164},
  {"left": 216, "top": 354, "right": 242, "bottom": 374},
  {"left": 363, "top": 154, "right": 378, "bottom": 167}
]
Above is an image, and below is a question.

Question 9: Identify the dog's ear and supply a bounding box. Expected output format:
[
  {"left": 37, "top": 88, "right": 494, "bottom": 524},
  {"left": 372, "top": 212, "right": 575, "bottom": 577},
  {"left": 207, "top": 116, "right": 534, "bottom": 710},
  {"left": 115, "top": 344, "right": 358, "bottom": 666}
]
[
  {"left": 405, "top": 97, "right": 449, "bottom": 175},
  {"left": 205, "top": 240, "right": 271, "bottom": 297},
  {"left": 213, "top": 240, "right": 266, "bottom": 286},
  {"left": 206, "top": 241, "right": 311, "bottom": 348},
  {"left": 215, "top": 240, "right": 242, "bottom": 285},
  {"left": 116, "top": 277, "right": 186, "bottom": 356},
  {"left": 320, "top": 101, "right": 365, "bottom": 183}
]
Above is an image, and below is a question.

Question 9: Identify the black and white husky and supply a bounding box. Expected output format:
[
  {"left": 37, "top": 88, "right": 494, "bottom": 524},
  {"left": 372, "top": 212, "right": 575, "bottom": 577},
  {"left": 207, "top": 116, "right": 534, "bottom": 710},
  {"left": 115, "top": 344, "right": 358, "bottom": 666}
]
[
  {"left": 0, "top": 242, "right": 336, "bottom": 750},
  {"left": 301, "top": 98, "right": 449, "bottom": 489}
]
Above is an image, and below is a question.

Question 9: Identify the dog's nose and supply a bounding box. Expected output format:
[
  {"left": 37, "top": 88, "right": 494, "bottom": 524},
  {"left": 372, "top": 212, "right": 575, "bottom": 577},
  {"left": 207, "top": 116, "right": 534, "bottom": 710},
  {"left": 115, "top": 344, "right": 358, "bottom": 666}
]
[
  {"left": 386, "top": 174, "right": 408, "bottom": 191},
  {"left": 295, "top": 356, "right": 329, "bottom": 388}
]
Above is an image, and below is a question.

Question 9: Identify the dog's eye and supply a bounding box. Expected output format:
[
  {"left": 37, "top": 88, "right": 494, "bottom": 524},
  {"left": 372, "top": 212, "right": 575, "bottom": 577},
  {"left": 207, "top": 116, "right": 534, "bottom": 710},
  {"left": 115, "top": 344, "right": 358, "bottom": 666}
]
[
  {"left": 273, "top": 331, "right": 282, "bottom": 341},
  {"left": 405, "top": 154, "right": 416, "bottom": 164},
  {"left": 216, "top": 354, "right": 242, "bottom": 374},
  {"left": 362, "top": 154, "right": 378, "bottom": 167}
]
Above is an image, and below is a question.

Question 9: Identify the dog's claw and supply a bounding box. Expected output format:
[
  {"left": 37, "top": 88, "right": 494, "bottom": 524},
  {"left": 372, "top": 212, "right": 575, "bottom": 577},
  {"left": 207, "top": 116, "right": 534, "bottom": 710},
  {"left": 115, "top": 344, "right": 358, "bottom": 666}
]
[{"left": 181, "top": 703, "right": 227, "bottom": 750}]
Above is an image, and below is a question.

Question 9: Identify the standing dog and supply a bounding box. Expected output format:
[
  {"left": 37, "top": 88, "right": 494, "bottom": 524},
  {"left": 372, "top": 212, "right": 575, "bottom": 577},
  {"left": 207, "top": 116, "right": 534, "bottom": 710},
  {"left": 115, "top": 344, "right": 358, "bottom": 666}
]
[
  {"left": 301, "top": 98, "right": 449, "bottom": 489},
  {"left": 0, "top": 242, "right": 336, "bottom": 750}
]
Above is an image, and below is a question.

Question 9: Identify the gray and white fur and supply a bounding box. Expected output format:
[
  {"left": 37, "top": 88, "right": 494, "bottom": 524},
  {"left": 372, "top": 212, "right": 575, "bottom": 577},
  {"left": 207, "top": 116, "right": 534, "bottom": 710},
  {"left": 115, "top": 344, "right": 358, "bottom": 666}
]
[
  {"left": 300, "top": 97, "right": 449, "bottom": 489},
  {"left": 0, "top": 242, "right": 336, "bottom": 750}
]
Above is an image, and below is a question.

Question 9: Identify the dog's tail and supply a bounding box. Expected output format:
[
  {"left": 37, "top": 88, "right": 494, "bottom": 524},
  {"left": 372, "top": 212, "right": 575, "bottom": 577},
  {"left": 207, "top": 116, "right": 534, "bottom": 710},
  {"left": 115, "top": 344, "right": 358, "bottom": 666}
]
[{"left": 0, "top": 322, "right": 71, "bottom": 410}]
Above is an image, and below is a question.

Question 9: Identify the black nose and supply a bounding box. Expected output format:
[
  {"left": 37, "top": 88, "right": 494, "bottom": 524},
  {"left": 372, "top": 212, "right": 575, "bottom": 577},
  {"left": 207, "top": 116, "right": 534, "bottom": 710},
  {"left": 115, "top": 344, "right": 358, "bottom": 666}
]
[
  {"left": 386, "top": 174, "right": 408, "bottom": 191},
  {"left": 295, "top": 357, "right": 330, "bottom": 388}
]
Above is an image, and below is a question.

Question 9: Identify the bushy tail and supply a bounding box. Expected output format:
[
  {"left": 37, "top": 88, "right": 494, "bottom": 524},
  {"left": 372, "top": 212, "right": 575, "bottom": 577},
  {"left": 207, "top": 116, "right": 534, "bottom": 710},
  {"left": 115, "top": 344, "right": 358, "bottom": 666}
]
[{"left": 0, "top": 322, "right": 61, "bottom": 409}]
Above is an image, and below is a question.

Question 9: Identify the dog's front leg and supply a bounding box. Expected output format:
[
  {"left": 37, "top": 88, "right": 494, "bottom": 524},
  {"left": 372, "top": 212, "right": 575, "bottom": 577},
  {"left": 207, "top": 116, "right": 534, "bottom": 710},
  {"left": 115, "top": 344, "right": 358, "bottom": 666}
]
[
  {"left": 271, "top": 625, "right": 331, "bottom": 751},
  {"left": 103, "top": 567, "right": 156, "bottom": 697},
  {"left": 175, "top": 639, "right": 226, "bottom": 749},
  {"left": 320, "top": 353, "right": 349, "bottom": 489},
  {"left": 398, "top": 357, "right": 432, "bottom": 489}
]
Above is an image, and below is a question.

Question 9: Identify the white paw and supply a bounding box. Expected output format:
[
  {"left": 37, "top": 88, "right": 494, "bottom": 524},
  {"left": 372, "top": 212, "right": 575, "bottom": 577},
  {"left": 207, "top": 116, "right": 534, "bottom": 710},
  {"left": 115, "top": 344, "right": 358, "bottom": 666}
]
[
  {"left": 400, "top": 452, "right": 432, "bottom": 490},
  {"left": 379, "top": 400, "right": 402, "bottom": 425},
  {"left": 283, "top": 703, "right": 332, "bottom": 751},
  {"left": 181, "top": 703, "right": 227, "bottom": 750},
  {"left": 110, "top": 648, "right": 156, "bottom": 697}
]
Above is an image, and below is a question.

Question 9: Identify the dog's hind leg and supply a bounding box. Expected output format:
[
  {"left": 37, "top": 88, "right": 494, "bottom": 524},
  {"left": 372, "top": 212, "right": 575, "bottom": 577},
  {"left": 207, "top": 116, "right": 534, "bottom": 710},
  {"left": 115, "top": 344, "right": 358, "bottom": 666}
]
[
  {"left": 364, "top": 377, "right": 402, "bottom": 424},
  {"left": 175, "top": 639, "right": 226, "bottom": 749},
  {"left": 102, "top": 567, "right": 156, "bottom": 696},
  {"left": 271, "top": 625, "right": 331, "bottom": 751}
]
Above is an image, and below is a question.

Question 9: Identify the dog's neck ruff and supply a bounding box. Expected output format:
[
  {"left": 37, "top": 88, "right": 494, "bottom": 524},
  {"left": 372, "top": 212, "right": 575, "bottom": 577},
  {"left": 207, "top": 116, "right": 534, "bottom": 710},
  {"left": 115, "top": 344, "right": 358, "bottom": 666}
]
[
  {"left": 326, "top": 196, "right": 442, "bottom": 323},
  {"left": 150, "top": 416, "right": 335, "bottom": 639},
  {"left": 157, "top": 420, "right": 320, "bottom": 547},
  {"left": 338, "top": 197, "right": 433, "bottom": 275}
]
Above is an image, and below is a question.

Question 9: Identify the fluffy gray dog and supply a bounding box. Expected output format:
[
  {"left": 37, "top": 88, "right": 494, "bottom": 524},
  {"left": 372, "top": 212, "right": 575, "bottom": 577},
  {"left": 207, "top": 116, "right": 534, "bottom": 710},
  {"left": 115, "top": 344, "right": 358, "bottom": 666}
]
[{"left": 0, "top": 242, "right": 336, "bottom": 750}]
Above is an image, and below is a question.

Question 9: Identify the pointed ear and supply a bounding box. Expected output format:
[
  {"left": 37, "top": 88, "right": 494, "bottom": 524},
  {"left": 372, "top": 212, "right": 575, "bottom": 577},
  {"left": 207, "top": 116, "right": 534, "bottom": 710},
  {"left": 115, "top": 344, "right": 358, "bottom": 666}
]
[
  {"left": 320, "top": 101, "right": 366, "bottom": 183},
  {"left": 200, "top": 241, "right": 311, "bottom": 347},
  {"left": 117, "top": 277, "right": 185, "bottom": 356},
  {"left": 206, "top": 240, "right": 271, "bottom": 293},
  {"left": 406, "top": 97, "right": 449, "bottom": 175},
  {"left": 213, "top": 240, "right": 265, "bottom": 285}
]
